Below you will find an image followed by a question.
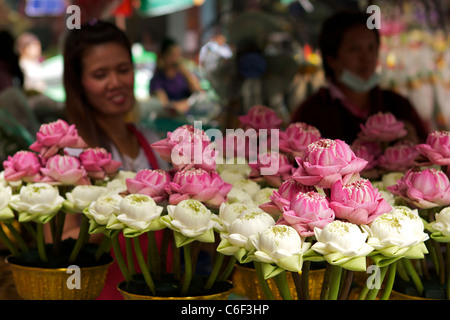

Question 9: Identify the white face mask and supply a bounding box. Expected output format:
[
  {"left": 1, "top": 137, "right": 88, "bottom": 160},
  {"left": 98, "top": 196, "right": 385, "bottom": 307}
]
[{"left": 339, "top": 69, "right": 379, "bottom": 93}]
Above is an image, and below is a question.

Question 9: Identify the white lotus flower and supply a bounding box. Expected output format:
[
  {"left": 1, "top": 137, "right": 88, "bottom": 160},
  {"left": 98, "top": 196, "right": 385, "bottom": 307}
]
[
  {"left": 252, "top": 225, "right": 310, "bottom": 272},
  {"left": 429, "top": 207, "right": 450, "bottom": 237},
  {"left": 85, "top": 194, "right": 122, "bottom": 226},
  {"left": 253, "top": 187, "right": 277, "bottom": 206},
  {"left": 361, "top": 206, "right": 429, "bottom": 260},
  {"left": 64, "top": 185, "right": 107, "bottom": 213},
  {"left": 225, "top": 207, "right": 275, "bottom": 251},
  {"left": 0, "top": 186, "right": 14, "bottom": 221},
  {"left": 232, "top": 179, "right": 261, "bottom": 197},
  {"left": 116, "top": 194, "right": 164, "bottom": 231},
  {"left": 313, "top": 220, "right": 373, "bottom": 259},
  {"left": 9, "top": 182, "right": 65, "bottom": 223},
  {"left": 381, "top": 172, "right": 404, "bottom": 189},
  {"left": 217, "top": 202, "right": 250, "bottom": 231},
  {"left": 0, "top": 186, "right": 11, "bottom": 210},
  {"left": 165, "top": 199, "right": 216, "bottom": 239},
  {"left": 226, "top": 187, "right": 255, "bottom": 206}
]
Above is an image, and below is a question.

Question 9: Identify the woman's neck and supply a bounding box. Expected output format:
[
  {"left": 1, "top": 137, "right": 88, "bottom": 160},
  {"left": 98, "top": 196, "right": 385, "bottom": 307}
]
[
  {"left": 95, "top": 115, "right": 139, "bottom": 159},
  {"left": 336, "top": 82, "right": 370, "bottom": 111}
]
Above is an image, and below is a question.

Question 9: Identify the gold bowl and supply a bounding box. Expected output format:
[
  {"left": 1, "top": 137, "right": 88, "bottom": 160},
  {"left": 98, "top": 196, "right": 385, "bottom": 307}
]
[
  {"left": 232, "top": 264, "right": 325, "bottom": 300},
  {"left": 117, "top": 280, "right": 234, "bottom": 300},
  {"left": 6, "top": 257, "right": 112, "bottom": 300}
]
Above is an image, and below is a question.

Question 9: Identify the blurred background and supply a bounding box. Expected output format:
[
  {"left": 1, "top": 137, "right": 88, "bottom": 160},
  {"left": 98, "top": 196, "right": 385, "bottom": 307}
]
[{"left": 0, "top": 0, "right": 449, "bottom": 162}]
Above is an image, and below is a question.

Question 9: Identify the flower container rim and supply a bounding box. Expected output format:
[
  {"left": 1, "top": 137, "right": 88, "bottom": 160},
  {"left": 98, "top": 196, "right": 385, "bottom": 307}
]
[
  {"left": 116, "top": 280, "right": 234, "bottom": 300},
  {"left": 5, "top": 255, "right": 114, "bottom": 272}
]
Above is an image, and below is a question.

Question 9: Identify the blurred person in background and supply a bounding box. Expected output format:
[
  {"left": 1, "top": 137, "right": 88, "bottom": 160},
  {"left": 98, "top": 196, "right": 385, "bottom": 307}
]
[
  {"left": 0, "top": 30, "right": 40, "bottom": 146},
  {"left": 291, "top": 11, "right": 429, "bottom": 144},
  {"left": 149, "top": 37, "right": 201, "bottom": 114},
  {"left": 16, "top": 32, "right": 47, "bottom": 93}
]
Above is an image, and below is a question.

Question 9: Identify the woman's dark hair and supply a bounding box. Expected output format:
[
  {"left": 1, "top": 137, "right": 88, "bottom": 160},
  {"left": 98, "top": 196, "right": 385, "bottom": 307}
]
[
  {"left": 318, "top": 11, "right": 380, "bottom": 80},
  {"left": 63, "top": 20, "right": 133, "bottom": 150},
  {"left": 0, "top": 30, "right": 24, "bottom": 88}
]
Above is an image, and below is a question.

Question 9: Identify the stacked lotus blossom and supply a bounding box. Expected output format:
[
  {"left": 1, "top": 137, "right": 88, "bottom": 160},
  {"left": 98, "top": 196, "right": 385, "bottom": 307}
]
[{"left": 3, "top": 119, "right": 121, "bottom": 187}]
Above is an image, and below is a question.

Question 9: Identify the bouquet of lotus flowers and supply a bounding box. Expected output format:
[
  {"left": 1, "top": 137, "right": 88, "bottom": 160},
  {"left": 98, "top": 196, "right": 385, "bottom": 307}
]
[
  {"left": 385, "top": 129, "right": 450, "bottom": 299},
  {"left": 79, "top": 123, "right": 236, "bottom": 298},
  {"left": 0, "top": 119, "right": 124, "bottom": 272},
  {"left": 211, "top": 105, "right": 432, "bottom": 300}
]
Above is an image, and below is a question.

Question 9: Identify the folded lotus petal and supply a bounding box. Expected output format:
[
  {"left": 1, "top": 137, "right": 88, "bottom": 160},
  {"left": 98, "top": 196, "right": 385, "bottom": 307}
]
[{"left": 168, "top": 193, "right": 190, "bottom": 205}]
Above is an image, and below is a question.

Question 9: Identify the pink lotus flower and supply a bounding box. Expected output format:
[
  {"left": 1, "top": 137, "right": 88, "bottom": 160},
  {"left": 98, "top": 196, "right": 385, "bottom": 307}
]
[
  {"left": 238, "top": 105, "right": 283, "bottom": 131},
  {"left": 166, "top": 168, "right": 232, "bottom": 207},
  {"left": 248, "top": 151, "right": 294, "bottom": 188},
  {"left": 358, "top": 112, "right": 407, "bottom": 142},
  {"left": 215, "top": 129, "right": 258, "bottom": 161},
  {"left": 293, "top": 139, "right": 368, "bottom": 189},
  {"left": 387, "top": 167, "right": 450, "bottom": 209},
  {"left": 378, "top": 140, "right": 419, "bottom": 172},
  {"left": 151, "top": 125, "right": 217, "bottom": 172},
  {"left": 78, "top": 147, "right": 122, "bottom": 180},
  {"left": 29, "top": 119, "right": 88, "bottom": 159},
  {"left": 416, "top": 130, "right": 450, "bottom": 166},
  {"left": 3, "top": 151, "right": 42, "bottom": 182},
  {"left": 126, "top": 169, "right": 171, "bottom": 203},
  {"left": 279, "top": 122, "right": 321, "bottom": 158},
  {"left": 259, "top": 179, "right": 315, "bottom": 216},
  {"left": 277, "top": 191, "right": 335, "bottom": 237},
  {"left": 40, "top": 155, "right": 89, "bottom": 185},
  {"left": 351, "top": 139, "right": 382, "bottom": 171},
  {"left": 329, "top": 178, "right": 392, "bottom": 225}
]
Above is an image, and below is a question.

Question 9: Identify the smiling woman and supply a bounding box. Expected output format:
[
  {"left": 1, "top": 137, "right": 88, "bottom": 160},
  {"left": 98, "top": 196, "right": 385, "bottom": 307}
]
[{"left": 63, "top": 20, "right": 167, "bottom": 171}]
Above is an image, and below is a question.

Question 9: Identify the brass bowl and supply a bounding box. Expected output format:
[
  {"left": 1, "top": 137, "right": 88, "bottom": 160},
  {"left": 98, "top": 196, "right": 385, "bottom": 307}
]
[
  {"left": 232, "top": 264, "right": 325, "bottom": 300},
  {"left": 6, "top": 257, "right": 112, "bottom": 300},
  {"left": 117, "top": 280, "right": 234, "bottom": 300}
]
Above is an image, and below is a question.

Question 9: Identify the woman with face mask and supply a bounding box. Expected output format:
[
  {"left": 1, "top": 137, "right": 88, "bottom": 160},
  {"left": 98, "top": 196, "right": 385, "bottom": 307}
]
[{"left": 291, "top": 11, "right": 429, "bottom": 144}]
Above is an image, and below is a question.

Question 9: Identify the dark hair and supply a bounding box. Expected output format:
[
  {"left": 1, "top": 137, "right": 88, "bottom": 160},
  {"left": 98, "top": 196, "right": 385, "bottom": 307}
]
[
  {"left": 63, "top": 20, "right": 133, "bottom": 150},
  {"left": 0, "top": 30, "right": 24, "bottom": 88},
  {"left": 159, "top": 37, "right": 178, "bottom": 56},
  {"left": 319, "top": 11, "right": 380, "bottom": 80}
]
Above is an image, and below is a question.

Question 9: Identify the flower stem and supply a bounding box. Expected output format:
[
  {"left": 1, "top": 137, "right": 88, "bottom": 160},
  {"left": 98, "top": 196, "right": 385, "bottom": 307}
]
[
  {"left": 402, "top": 259, "right": 424, "bottom": 296},
  {"left": 291, "top": 271, "right": 303, "bottom": 300},
  {"left": 204, "top": 252, "right": 224, "bottom": 291},
  {"left": 447, "top": 243, "right": 450, "bottom": 300},
  {"left": 180, "top": 243, "right": 192, "bottom": 296},
  {"left": 338, "top": 270, "right": 353, "bottom": 300},
  {"left": 0, "top": 224, "right": 20, "bottom": 257},
  {"left": 217, "top": 256, "right": 236, "bottom": 281},
  {"left": 36, "top": 223, "right": 47, "bottom": 262},
  {"left": 95, "top": 236, "right": 111, "bottom": 262},
  {"left": 300, "top": 261, "right": 310, "bottom": 300},
  {"left": 366, "top": 265, "right": 388, "bottom": 300},
  {"left": 111, "top": 234, "right": 132, "bottom": 283},
  {"left": 254, "top": 262, "right": 275, "bottom": 300},
  {"left": 22, "top": 222, "right": 36, "bottom": 241},
  {"left": 381, "top": 262, "right": 397, "bottom": 300},
  {"left": 159, "top": 228, "right": 171, "bottom": 275},
  {"left": 320, "top": 263, "right": 333, "bottom": 300},
  {"left": 125, "top": 237, "right": 136, "bottom": 275},
  {"left": 432, "top": 239, "right": 446, "bottom": 285},
  {"left": 133, "top": 236, "right": 156, "bottom": 296},
  {"left": 68, "top": 215, "right": 89, "bottom": 263},
  {"left": 5, "top": 222, "right": 28, "bottom": 253},
  {"left": 274, "top": 271, "right": 292, "bottom": 300},
  {"left": 327, "top": 265, "right": 343, "bottom": 300},
  {"left": 52, "top": 211, "right": 66, "bottom": 255},
  {"left": 147, "top": 231, "right": 161, "bottom": 280}
]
